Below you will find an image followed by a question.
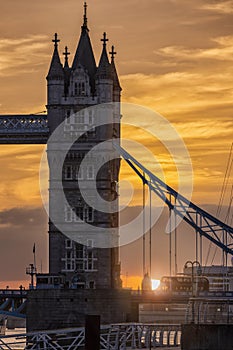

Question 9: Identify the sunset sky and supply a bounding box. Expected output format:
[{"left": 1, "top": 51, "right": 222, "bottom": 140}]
[{"left": 0, "top": 0, "right": 232, "bottom": 289}]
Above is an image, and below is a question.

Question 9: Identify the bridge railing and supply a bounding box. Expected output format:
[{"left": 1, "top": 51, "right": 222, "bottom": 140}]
[
  {"left": 0, "top": 324, "right": 181, "bottom": 349},
  {"left": 0, "top": 290, "right": 27, "bottom": 297},
  {"left": 0, "top": 115, "right": 48, "bottom": 133},
  {"left": 0, "top": 115, "right": 49, "bottom": 143},
  {"left": 185, "top": 298, "right": 233, "bottom": 324}
]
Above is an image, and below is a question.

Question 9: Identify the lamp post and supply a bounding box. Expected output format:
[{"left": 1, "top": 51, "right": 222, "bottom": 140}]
[
  {"left": 26, "top": 263, "right": 37, "bottom": 289},
  {"left": 184, "top": 260, "right": 202, "bottom": 323}
]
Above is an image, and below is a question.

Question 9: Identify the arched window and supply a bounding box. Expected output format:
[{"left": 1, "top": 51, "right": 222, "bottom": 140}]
[
  {"left": 74, "top": 83, "right": 78, "bottom": 96},
  {"left": 64, "top": 165, "right": 72, "bottom": 180},
  {"left": 78, "top": 83, "right": 82, "bottom": 95},
  {"left": 81, "top": 82, "right": 85, "bottom": 95}
]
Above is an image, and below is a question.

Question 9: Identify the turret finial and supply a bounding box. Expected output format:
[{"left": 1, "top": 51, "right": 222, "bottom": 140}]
[
  {"left": 52, "top": 33, "right": 60, "bottom": 49},
  {"left": 101, "top": 32, "right": 109, "bottom": 48},
  {"left": 109, "top": 45, "right": 117, "bottom": 62},
  {"left": 83, "top": 2, "right": 88, "bottom": 28},
  {"left": 63, "top": 46, "right": 70, "bottom": 67}
]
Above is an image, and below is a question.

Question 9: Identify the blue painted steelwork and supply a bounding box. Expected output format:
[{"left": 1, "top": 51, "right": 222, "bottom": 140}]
[
  {"left": 114, "top": 143, "right": 233, "bottom": 256},
  {"left": 0, "top": 290, "right": 27, "bottom": 319},
  {"left": 0, "top": 115, "right": 49, "bottom": 144},
  {"left": 0, "top": 310, "right": 26, "bottom": 319}
]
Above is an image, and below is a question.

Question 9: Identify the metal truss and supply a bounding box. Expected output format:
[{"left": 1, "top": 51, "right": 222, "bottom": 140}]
[
  {"left": 0, "top": 290, "right": 27, "bottom": 319},
  {"left": 114, "top": 143, "right": 233, "bottom": 256},
  {"left": 0, "top": 115, "right": 49, "bottom": 144},
  {"left": 0, "top": 324, "right": 181, "bottom": 349}
]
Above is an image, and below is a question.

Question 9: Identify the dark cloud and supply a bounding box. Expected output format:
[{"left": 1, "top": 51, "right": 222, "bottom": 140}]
[
  {"left": 0, "top": 204, "right": 230, "bottom": 283},
  {"left": 0, "top": 207, "right": 48, "bottom": 282}
]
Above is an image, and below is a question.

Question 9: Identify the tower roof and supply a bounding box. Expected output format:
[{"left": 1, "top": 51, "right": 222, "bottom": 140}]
[
  {"left": 47, "top": 33, "right": 64, "bottom": 80},
  {"left": 72, "top": 2, "right": 96, "bottom": 91},
  {"left": 109, "top": 46, "right": 121, "bottom": 90},
  {"left": 96, "top": 32, "right": 112, "bottom": 80},
  {"left": 63, "top": 47, "right": 71, "bottom": 97},
  {"left": 63, "top": 46, "right": 70, "bottom": 69}
]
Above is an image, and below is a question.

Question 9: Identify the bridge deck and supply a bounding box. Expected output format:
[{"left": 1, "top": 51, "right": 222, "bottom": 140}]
[{"left": 0, "top": 115, "right": 49, "bottom": 144}]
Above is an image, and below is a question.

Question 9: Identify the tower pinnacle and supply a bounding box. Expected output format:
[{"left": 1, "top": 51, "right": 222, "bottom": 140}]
[
  {"left": 101, "top": 32, "right": 109, "bottom": 48},
  {"left": 52, "top": 33, "right": 60, "bottom": 49},
  {"left": 109, "top": 45, "right": 117, "bottom": 62},
  {"left": 63, "top": 46, "right": 70, "bottom": 68},
  {"left": 82, "top": 1, "right": 88, "bottom": 31},
  {"left": 47, "top": 33, "right": 63, "bottom": 80}
]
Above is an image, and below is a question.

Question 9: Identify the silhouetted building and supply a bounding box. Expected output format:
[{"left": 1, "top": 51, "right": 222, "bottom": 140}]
[{"left": 46, "top": 3, "right": 122, "bottom": 290}]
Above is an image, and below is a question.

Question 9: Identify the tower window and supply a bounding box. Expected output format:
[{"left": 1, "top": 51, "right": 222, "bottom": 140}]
[
  {"left": 89, "top": 111, "right": 94, "bottom": 125},
  {"left": 88, "top": 207, "right": 94, "bottom": 223},
  {"left": 64, "top": 165, "right": 72, "bottom": 180},
  {"left": 74, "top": 114, "right": 85, "bottom": 130},
  {"left": 75, "top": 207, "right": 84, "bottom": 221},
  {"left": 83, "top": 206, "right": 94, "bottom": 223},
  {"left": 87, "top": 239, "right": 93, "bottom": 248},
  {"left": 76, "top": 244, "right": 84, "bottom": 259},
  {"left": 81, "top": 82, "right": 85, "bottom": 95},
  {"left": 65, "top": 239, "right": 72, "bottom": 249},
  {"left": 89, "top": 281, "right": 95, "bottom": 289},
  {"left": 66, "top": 251, "right": 72, "bottom": 259},
  {"left": 74, "top": 83, "right": 78, "bottom": 96},
  {"left": 76, "top": 165, "right": 83, "bottom": 180},
  {"left": 65, "top": 206, "right": 73, "bottom": 223},
  {"left": 87, "top": 251, "right": 94, "bottom": 270},
  {"left": 65, "top": 110, "right": 71, "bottom": 124},
  {"left": 87, "top": 165, "right": 94, "bottom": 179}
]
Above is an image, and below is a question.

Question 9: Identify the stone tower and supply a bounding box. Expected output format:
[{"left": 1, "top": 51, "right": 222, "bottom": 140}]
[{"left": 46, "top": 3, "right": 122, "bottom": 290}]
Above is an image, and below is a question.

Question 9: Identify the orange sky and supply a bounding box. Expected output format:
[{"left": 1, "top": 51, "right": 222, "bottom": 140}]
[{"left": 0, "top": 0, "right": 232, "bottom": 289}]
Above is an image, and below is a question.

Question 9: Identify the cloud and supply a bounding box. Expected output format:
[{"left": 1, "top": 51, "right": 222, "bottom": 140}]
[
  {"left": 0, "top": 207, "right": 45, "bottom": 227},
  {"left": 0, "top": 207, "right": 48, "bottom": 282},
  {"left": 0, "top": 35, "right": 49, "bottom": 77},
  {"left": 0, "top": 145, "right": 45, "bottom": 210},
  {"left": 120, "top": 65, "right": 233, "bottom": 206},
  {"left": 200, "top": 1, "right": 233, "bottom": 14},
  {"left": 121, "top": 70, "right": 233, "bottom": 119},
  {"left": 157, "top": 35, "right": 233, "bottom": 62}
]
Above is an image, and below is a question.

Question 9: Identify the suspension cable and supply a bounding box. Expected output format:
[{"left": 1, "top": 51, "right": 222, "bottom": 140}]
[
  {"left": 149, "top": 184, "right": 152, "bottom": 277},
  {"left": 142, "top": 172, "right": 146, "bottom": 278}
]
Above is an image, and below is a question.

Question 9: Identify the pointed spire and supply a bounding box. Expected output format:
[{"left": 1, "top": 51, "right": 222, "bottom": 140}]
[
  {"left": 52, "top": 33, "right": 60, "bottom": 49},
  {"left": 109, "top": 45, "right": 117, "bottom": 63},
  {"left": 101, "top": 32, "right": 109, "bottom": 48},
  {"left": 47, "top": 33, "right": 64, "bottom": 80},
  {"left": 82, "top": 2, "right": 88, "bottom": 31},
  {"left": 63, "top": 46, "right": 71, "bottom": 96},
  {"left": 96, "top": 32, "right": 112, "bottom": 80},
  {"left": 72, "top": 2, "right": 96, "bottom": 92},
  {"left": 109, "top": 45, "right": 121, "bottom": 90},
  {"left": 63, "top": 46, "right": 70, "bottom": 68}
]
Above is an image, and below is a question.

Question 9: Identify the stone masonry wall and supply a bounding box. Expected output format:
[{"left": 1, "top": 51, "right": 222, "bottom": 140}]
[{"left": 26, "top": 289, "right": 131, "bottom": 332}]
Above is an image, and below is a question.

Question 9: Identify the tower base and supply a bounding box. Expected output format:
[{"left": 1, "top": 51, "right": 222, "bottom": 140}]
[{"left": 26, "top": 289, "right": 131, "bottom": 332}]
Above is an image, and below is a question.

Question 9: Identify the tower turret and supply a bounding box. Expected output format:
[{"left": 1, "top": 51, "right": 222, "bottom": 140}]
[
  {"left": 46, "top": 33, "right": 65, "bottom": 133},
  {"left": 63, "top": 46, "right": 71, "bottom": 97},
  {"left": 96, "top": 33, "right": 113, "bottom": 103},
  {"left": 109, "top": 45, "right": 122, "bottom": 103},
  {"left": 47, "top": 33, "right": 64, "bottom": 105}
]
